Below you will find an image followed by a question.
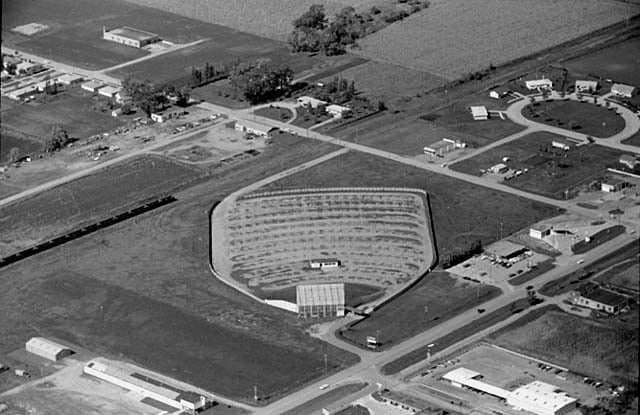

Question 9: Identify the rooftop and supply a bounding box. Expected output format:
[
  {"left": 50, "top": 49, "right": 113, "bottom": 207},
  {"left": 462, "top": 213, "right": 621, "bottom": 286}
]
[
  {"left": 26, "top": 337, "right": 70, "bottom": 354},
  {"left": 470, "top": 106, "right": 488, "bottom": 117},
  {"left": 581, "top": 286, "right": 628, "bottom": 306},
  {"left": 425, "top": 139, "right": 453, "bottom": 150},
  {"left": 488, "top": 240, "right": 528, "bottom": 258},
  {"left": 509, "top": 381, "right": 577, "bottom": 410},
  {"left": 612, "top": 83, "right": 635, "bottom": 94},
  {"left": 296, "top": 283, "right": 345, "bottom": 307},
  {"left": 443, "top": 367, "right": 510, "bottom": 399},
  {"left": 236, "top": 119, "right": 278, "bottom": 133},
  {"left": 82, "top": 81, "right": 104, "bottom": 89},
  {"left": 106, "top": 26, "right": 158, "bottom": 42}
]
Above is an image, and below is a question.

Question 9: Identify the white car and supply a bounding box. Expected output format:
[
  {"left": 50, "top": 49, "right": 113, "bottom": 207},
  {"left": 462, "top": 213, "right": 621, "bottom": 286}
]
[{"left": 319, "top": 384, "right": 329, "bottom": 390}]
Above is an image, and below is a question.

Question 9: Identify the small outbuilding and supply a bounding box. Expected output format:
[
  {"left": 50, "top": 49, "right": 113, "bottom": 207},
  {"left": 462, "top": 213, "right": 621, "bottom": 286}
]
[
  {"left": 489, "top": 87, "right": 510, "bottom": 99},
  {"left": 525, "top": 78, "right": 553, "bottom": 90},
  {"left": 619, "top": 154, "right": 639, "bottom": 169},
  {"left": 470, "top": 106, "right": 488, "bottom": 120},
  {"left": 551, "top": 139, "right": 571, "bottom": 151},
  {"left": 601, "top": 178, "right": 630, "bottom": 193},
  {"left": 25, "top": 337, "right": 73, "bottom": 361},
  {"left": 530, "top": 225, "right": 552, "bottom": 240},
  {"left": 611, "top": 83, "right": 634, "bottom": 98}
]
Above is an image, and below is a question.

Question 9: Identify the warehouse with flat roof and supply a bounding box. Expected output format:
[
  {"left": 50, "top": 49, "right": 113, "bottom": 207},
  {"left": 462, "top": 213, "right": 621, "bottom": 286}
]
[
  {"left": 296, "top": 283, "right": 345, "bottom": 318},
  {"left": 103, "top": 26, "right": 160, "bottom": 48}
]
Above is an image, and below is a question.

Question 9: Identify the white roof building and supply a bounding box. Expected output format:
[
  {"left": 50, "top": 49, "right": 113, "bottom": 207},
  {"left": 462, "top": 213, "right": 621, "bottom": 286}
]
[
  {"left": 297, "top": 95, "right": 327, "bottom": 108},
  {"left": 57, "top": 73, "right": 84, "bottom": 85},
  {"left": 470, "top": 106, "right": 488, "bottom": 120},
  {"left": 296, "top": 283, "right": 345, "bottom": 318},
  {"left": 507, "top": 381, "right": 577, "bottom": 415},
  {"left": 7, "top": 85, "right": 39, "bottom": 100},
  {"left": 25, "top": 337, "right": 72, "bottom": 361},
  {"left": 575, "top": 80, "right": 597, "bottom": 93},
  {"left": 611, "top": 83, "right": 635, "bottom": 98},
  {"left": 234, "top": 120, "right": 278, "bottom": 137},
  {"left": 326, "top": 104, "right": 351, "bottom": 118},
  {"left": 525, "top": 79, "right": 553, "bottom": 90},
  {"left": 442, "top": 367, "right": 509, "bottom": 399},
  {"left": 81, "top": 81, "right": 104, "bottom": 93},
  {"left": 98, "top": 85, "right": 121, "bottom": 98}
]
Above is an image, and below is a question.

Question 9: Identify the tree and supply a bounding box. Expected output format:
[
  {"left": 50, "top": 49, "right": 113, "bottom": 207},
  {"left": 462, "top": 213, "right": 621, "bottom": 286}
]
[
  {"left": 45, "top": 124, "right": 69, "bottom": 152},
  {"left": 293, "top": 4, "right": 327, "bottom": 30},
  {"left": 8, "top": 147, "right": 20, "bottom": 163},
  {"left": 229, "top": 60, "right": 293, "bottom": 104},
  {"left": 176, "top": 86, "right": 191, "bottom": 107}
]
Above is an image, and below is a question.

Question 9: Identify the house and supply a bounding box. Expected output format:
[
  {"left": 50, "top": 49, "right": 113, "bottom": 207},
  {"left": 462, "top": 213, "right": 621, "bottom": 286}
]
[
  {"left": 601, "top": 178, "right": 630, "bottom": 193},
  {"left": 470, "top": 106, "right": 488, "bottom": 120},
  {"left": 611, "top": 83, "right": 634, "bottom": 98},
  {"left": 489, "top": 163, "right": 508, "bottom": 174},
  {"left": 326, "top": 104, "right": 351, "bottom": 119},
  {"left": 98, "top": 85, "right": 121, "bottom": 98},
  {"left": 297, "top": 96, "right": 327, "bottom": 109},
  {"left": 489, "top": 87, "right": 510, "bottom": 99},
  {"left": 619, "top": 154, "right": 639, "bottom": 169},
  {"left": 16, "top": 61, "right": 45, "bottom": 75},
  {"left": 551, "top": 139, "right": 571, "bottom": 151},
  {"left": 525, "top": 78, "right": 553, "bottom": 90},
  {"left": 575, "top": 80, "right": 598, "bottom": 93},
  {"left": 57, "top": 73, "right": 83, "bottom": 85},
  {"left": 234, "top": 120, "right": 278, "bottom": 137},
  {"left": 529, "top": 225, "right": 552, "bottom": 240},
  {"left": 81, "top": 81, "right": 104, "bottom": 93},
  {"left": 570, "top": 284, "right": 628, "bottom": 314}
]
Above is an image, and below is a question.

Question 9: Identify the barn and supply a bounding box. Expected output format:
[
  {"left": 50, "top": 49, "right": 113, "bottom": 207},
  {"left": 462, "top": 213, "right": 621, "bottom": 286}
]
[
  {"left": 25, "top": 337, "right": 73, "bottom": 361},
  {"left": 296, "top": 283, "right": 345, "bottom": 318},
  {"left": 102, "top": 26, "right": 160, "bottom": 48}
]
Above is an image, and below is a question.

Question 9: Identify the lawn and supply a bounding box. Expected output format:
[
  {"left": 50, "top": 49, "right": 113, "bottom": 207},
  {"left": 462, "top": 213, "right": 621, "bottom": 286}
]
[
  {"left": 338, "top": 271, "right": 502, "bottom": 350},
  {"left": 563, "top": 37, "right": 640, "bottom": 86},
  {"left": 381, "top": 298, "right": 537, "bottom": 375},
  {"left": 253, "top": 105, "right": 294, "bottom": 123},
  {"left": 488, "top": 309, "right": 639, "bottom": 383},
  {"left": 451, "top": 132, "right": 626, "bottom": 199},
  {"left": 0, "top": 155, "right": 204, "bottom": 256},
  {"left": 622, "top": 131, "right": 640, "bottom": 147},
  {"left": 0, "top": 134, "right": 350, "bottom": 403},
  {"left": 258, "top": 151, "right": 563, "bottom": 257},
  {"left": 0, "top": 131, "right": 43, "bottom": 164},
  {"left": 290, "top": 106, "right": 332, "bottom": 129},
  {"left": 522, "top": 99, "right": 626, "bottom": 138},
  {"left": 596, "top": 260, "right": 640, "bottom": 293}
]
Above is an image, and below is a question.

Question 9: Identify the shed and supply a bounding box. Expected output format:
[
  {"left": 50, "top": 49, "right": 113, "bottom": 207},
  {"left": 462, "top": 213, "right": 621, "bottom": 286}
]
[
  {"left": 601, "top": 178, "right": 629, "bottom": 193},
  {"left": 470, "top": 106, "right": 488, "bottom": 120},
  {"left": 611, "top": 83, "right": 634, "bottom": 98},
  {"left": 619, "top": 154, "right": 638, "bottom": 169},
  {"left": 525, "top": 79, "right": 553, "bottom": 90},
  {"left": 25, "top": 337, "right": 72, "bottom": 361}
]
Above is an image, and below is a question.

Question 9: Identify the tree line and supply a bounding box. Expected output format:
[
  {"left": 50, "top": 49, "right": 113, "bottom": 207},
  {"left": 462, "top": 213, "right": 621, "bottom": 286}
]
[{"left": 441, "top": 239, "right": 483, "bottom": 269}]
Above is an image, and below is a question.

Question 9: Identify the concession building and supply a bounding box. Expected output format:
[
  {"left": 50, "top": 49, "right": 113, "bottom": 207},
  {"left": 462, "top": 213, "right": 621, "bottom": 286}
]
[
  {"left": 103, "top": 26, "right": 160, "bottom": 48},
  {"left": 296, "top": 283, "right": 345, "bottom": 318}
]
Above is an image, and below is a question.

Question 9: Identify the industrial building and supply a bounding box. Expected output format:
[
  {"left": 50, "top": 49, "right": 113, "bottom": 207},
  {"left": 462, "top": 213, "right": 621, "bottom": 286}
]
[
  {"left": 297, "top": 96, "right": 327, "bottom": 108},
  {"left": 15, "top": 61, "right": 45, "bottom": 75},
  {"left": 487, "top": 240, "right": 529, "bottom": 261},
  {"left": 443, "top": 367, "right": 577, "bottom": 415},
  {"left": 81, "top": 81, "right": 104, "bottom": 93},
  {"left": 57, "top": 73, "right": 84, "bottom": 85},
  {"left": 551, "top": 139, "right": 571, "bottom": 151},
  {"left": 84, "top": 357, "right": 210, "bottom": 414},
  {"left": 570, "top": 284, "right": 628, "bottom": 314},
  {"left": 326, "top": 104, "right": 351, "bottom": 118},
  {"left": 469, "top": 105, "right": 488, "bottom": 120},
  {"left": 234, "top": 120, "right": 278, "bottom": 137},
  {"left": 102, "top": 26, "right": 160, "bottom": 48},
  {"left": 525, "top": 79, "right": 553, "bottom": 90},
  {"left": 25, "top": 337, "right": 73, "bottom": 361},
  {"left": 424, "top": 138, "right": 466, "bottom": 157},
  {"left": 98, "top": 85, "right": 121, "bottom": 98},
  {"left": 296, "top": 283, "right": 345, "bottom": 318},
  {"left": 7, "top": 85, "right": 39, "bottom": 100},
  {"left": 601, "top": 178, "right": 630, "bottom": 193},
  {"left": 575, "top": 80, "right": 597, "bottom": 93},
  {"left": 611, "top": 83, "right": 634, "bottom": 98}
]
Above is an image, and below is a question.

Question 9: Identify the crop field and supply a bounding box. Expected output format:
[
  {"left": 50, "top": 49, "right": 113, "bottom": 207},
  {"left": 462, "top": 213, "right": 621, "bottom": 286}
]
[
  {"left": 213, "top": 189, "right": 433, "bottom": 300},
  {"left": 595, "top": 258, "right": 640, "bottom": 293},
  {"left": 563, "top": 38, "right": 640, "bottom": 86},
  {"left": 257, "top": 151, "right": 563, "bottom": 261},
  {"left": 0, "top": 135, "right": 351, "bottom": 403},
  {"left": 489, "top": 309, "right": 639, "bottom": 384},
  {"left": 339, "top": 271, "right": 500, "bottom": 349},
  {"left": 0, "top": 155, "right": 204, "bottom": 257},
  {"left": 352, "top": 0, "right": 640, "bottom": 79},
  {"left": 522, "top": 100, "right": 626, "bottom": 138},
  {"left": 451, "top": 132, "right": 626, "bottom": 199},
  {"left": 0, "top": 88, "right": 133, "bottom": 142}
]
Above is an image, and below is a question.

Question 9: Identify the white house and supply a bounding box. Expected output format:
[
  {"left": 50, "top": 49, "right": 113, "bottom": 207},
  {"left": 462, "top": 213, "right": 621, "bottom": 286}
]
[
  {"left": 151, "top": 110, "right": 185, "bottom": 123},
  {"left": 470, "top": 106, "right": 488, "bottom": 120},
  {"left": 575, "top": 80, "right": 597, "bottom": 93},
  {"left": 525, "top": 79, "right": 553, "bottom": 90},
  {"left": 297, "top": 95, "right": 327, "bottom": 108},
  {"left": 234, "top": 120, "right": 278, "bottom": 137},
  {"left": 551, "top": 140, "right": 571, "bottom": 151},
  {"left": 326, "top": 104, "right": 351, "bottom": 119},
  {"left": 489, "top": 87, "right": 510, "bottom": 99},
  {"left": 611, "top": 83, "right": 634, "bottom": 98}
]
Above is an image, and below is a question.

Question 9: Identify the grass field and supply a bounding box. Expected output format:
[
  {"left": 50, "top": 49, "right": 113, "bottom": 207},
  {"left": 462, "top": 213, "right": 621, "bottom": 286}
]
[
  {"left": 451, "top": 133, "right": 626, "bottom": 199},
  {"left": 0, "top": 155, "right": 204, "bottom": 256},
  {"left": 622, "top": 131, "right": 640, "bottom": 147},
  {"left": 0, "top": 135, "right": 351, "bottom": 403},
  {"left": 339, "top": 271, "right": 501, "bottom": 349},
  {"left": 563, "top": 37, "right": 640, "bottom": 86},
  {"left": 489, "top": 309, "right": 639, "bottom": 384},
  {"left": 0, "top": 132, "right": 43, "bottom": 164},
  {"left": 381, "top": 298, "right": 535, "bottom": 375},
  {"left": 522, "top": 100, "right": 626, "bottom": 138},
  {"left": 258, "top": 151, "right": 563, "bottom": 256},
  {"left": 596, "top": 260, "right": 639, "bottom": 293},
  {"left": 253, "top": 106, "right": 294, "bottom": 122},
  {"left": 352, "top": 0, "right": 639, "bottom": 79}
]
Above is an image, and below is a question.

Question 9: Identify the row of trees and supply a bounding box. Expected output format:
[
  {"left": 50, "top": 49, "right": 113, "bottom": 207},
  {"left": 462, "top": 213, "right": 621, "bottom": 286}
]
[
  {"left": 441, "top": 239, "right": 483, "bottom": 269},
  {"left": 189, "top": 61, "right": 234, "bottom": 87},
  {"left": 121, "top": 77, "right": 190, "bottom": 116},
  {"left": 229, "top": 59, "right": 293, "bottom": 104},
  {"left": 314, "top": 76, "right": 356, "bottom": 103}
]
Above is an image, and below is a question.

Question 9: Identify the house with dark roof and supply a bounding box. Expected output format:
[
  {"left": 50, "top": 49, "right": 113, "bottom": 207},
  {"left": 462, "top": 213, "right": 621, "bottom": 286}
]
[{"left": 570, "top": 284, "right": 629, "bottom": 314}]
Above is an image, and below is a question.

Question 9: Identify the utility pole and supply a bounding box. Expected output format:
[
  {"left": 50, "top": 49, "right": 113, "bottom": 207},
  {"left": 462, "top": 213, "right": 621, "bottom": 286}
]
[
  {"left": 253, "top": 385, "right": 258, "bottom": 402},
  {"left": 324, "top": 353, "right": 328, "bottom": 372},
  {"left": 499, "top": 221, "right": 503, "bottom": 240}
]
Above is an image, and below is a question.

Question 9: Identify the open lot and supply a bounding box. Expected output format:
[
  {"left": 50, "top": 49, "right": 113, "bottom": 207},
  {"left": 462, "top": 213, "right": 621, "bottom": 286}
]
[
  {"left": 0, "top": 155, "right": 203, "bottom": 257},
  {"left": 258, "top": 151, "right": 563, "bottom": 257},
  {"left": 451, "top": 132, "right": 626, "bottom": 199},
  {"left": 253, "top": 105, "right": 294, "bottom": 123},
  {"left": 562, "top": 37, "right": 640, "bottom": 86},
  {"left": 596, "top": 260, "right": 639, "bottom": 294},
  {"left": 488, "top": 309, "right": 639, "bottom": 384},
  {"left": 339, "top": 271, "right": 501, "bottom": 349},
  {"left": 0, "top": 134, "right": 352, "bottom": 404},
  {"left": 352, "top": 0, "right": 640, "bottom": 79},
  {"left": 522, "top": 99, "right": 626, "bottom": 138}
]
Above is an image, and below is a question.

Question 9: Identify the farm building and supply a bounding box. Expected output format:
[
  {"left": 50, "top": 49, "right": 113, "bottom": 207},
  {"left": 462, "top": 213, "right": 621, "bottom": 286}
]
[
  {"left": 489, "top": 163, "right": 508, "bottom": 174},
  {"left": 507, "top": 381, "right": 577, "bottom": 415},
  {"left": 525, "top": 79, "right": 553, "bottom": 90},
  {"left": 25, "top": 337, "right": 72, "bottom": 361},
  {"left": 488, "top": 240, "right": 529, "bottom": 260},
  {"left": 424, "top": 138, "right": 466, "bottom": 157},
  {"left": 551, "top": 140, "right": 571, "bottom": 151},
  {"left": 151, "top": 110, "right": 185, "bottom": 123},
  {"left": 297, "top": 96, "right": 327, "bottom": 108},
  {"left": 102, "top": 26, "right": 160, "bottom": 48},
  {"left": 84, "top": 357, "right": 211, "bottom": 414},
  {"left": 530, "top": 225, "right": 552, "bottom": 239},
  {"left": 309, "top": 258, "right": 341, "bottom": 269},
  {"left": 98, "top": 85, "right": 121, "bottom": 98},
  {"left": 81, "top": 81, "right": 104, "bottom": 93},
  {"left": 611, "top": 83, "right": 634, "bottom": 98},
  {"left": 601, "top": 178, "right": 630, "bottom": 193},
  {"left": 570, "top": 284, "right": 628, "bottom": 314},
  {"left": 489, "top": 87, "right": 510, "bottom": 99},
  {"left": 619, "top": 154, "right": 639, "bottom": 169},
  {"left": 469, "top": 106, "right": 488, "bottom": 120},
  {"left": 575, "top": 80, "right": 597, "bottom": 93},
  {"left": 326, "top": 104, "right": 351, "bottom": 119},
  {"left": 234, "top": 120, "right": 278, "bottom": 137},
  {"left": 16, "top": 61, "right": 45, "bottom": 75},
  {"left": 296, "top": 283, "right": 345, "bottom": 318},
  {"left": 57, "top": 73, "right": 83, "bottom": 85}
]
